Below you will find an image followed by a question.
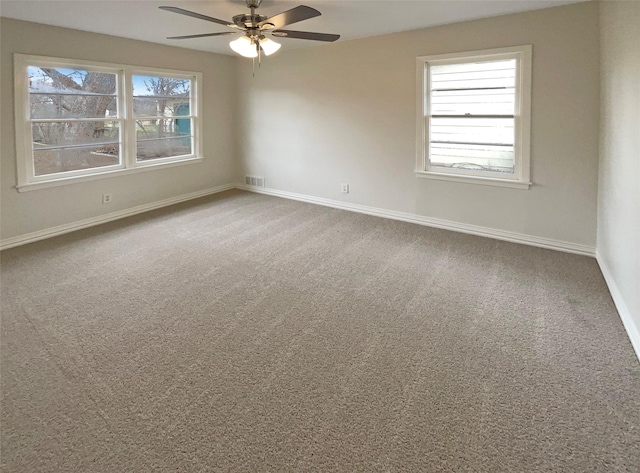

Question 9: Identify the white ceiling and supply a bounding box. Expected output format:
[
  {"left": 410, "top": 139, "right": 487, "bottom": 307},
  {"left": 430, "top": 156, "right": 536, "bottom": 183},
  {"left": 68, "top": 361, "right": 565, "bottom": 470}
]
[{"left": 1, "top": 0, "right": 588, "bottom": 56}]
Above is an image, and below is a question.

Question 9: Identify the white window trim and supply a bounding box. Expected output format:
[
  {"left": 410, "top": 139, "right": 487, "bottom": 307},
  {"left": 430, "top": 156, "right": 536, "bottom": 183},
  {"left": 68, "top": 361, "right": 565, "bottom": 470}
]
[
  {"left": 14, "top": 54, "right": 204, "bottom": 192},
  {"left": 415, "top": 45, "right": 532, "bottom": 189}
]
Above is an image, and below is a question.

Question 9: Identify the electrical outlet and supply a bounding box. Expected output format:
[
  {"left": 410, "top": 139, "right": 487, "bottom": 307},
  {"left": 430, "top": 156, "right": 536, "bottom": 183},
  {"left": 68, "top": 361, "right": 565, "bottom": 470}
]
[
  {"left": 102, "top": 193, "right": 112, "bottom": 204},
  {"left": 341, "top": 183, "right": 349, "bottom": 194}
]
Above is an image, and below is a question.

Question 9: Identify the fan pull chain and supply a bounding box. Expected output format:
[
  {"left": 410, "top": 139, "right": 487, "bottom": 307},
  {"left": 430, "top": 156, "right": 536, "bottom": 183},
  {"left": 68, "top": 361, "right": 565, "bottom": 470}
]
[
  {"left": 251, "top": 40, "right": 262, "bottom": 77},
  {"left": 258, "top": 41, "right": 262, "bottom": 67}
]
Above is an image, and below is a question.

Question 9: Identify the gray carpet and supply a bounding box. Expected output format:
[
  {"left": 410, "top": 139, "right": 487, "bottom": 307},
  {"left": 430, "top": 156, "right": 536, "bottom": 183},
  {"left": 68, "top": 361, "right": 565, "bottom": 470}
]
[{"left": 1, "top": 189, "right": 639, "bottom": 472}]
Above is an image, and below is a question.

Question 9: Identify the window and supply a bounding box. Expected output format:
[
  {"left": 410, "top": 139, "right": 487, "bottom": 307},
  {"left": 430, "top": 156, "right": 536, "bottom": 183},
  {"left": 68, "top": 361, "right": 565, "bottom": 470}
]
[
  {"left": 14, "top": 54, "right": 203, "bottom": 191},
  {"left": 416, "top": 45, "right": 532, "bottom": 189}
]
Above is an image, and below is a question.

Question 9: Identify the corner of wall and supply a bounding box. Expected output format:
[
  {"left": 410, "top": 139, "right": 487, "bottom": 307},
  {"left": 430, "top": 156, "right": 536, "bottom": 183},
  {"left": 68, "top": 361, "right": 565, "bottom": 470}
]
[{"left": 596, "top": 0, "right": 640, "bottom": 363}]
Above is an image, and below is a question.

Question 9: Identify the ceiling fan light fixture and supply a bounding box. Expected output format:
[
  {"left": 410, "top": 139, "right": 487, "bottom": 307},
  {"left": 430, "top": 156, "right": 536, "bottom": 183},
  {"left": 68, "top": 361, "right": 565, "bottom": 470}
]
[
  {"left": 162, "top": 3, "right": 339, "bottom": 60},
  {"left": 258, "top": 37, "right": 281, "bottom": 56},
  {"left": 230, "top": 35, "right": 258, "bottom": 57}
]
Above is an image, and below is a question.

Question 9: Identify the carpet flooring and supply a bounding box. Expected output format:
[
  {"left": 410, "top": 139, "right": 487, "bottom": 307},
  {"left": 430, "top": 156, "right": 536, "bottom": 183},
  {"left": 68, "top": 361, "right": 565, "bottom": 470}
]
[{"left": 1, "top": 190, "right": 639, "bottom": 472}]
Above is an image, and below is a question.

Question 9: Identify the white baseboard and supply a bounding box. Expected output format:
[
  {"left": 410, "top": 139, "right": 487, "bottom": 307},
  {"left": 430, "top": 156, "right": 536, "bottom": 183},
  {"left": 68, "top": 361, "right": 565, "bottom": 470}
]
[
  {"left": 237, "top": 184, "right": 596, "bottom": 257},
  {"left": 0, "top": 184, "right": 235, "bottom": 250},
  {"left": 3, "top": 182, "right": 597, "bottom": 255},
  {"left": 3, "top": 182, "right": 597, "bottom": 258},
  {"left": 596, "top": 251, "right": 640, "bottom": 363}
]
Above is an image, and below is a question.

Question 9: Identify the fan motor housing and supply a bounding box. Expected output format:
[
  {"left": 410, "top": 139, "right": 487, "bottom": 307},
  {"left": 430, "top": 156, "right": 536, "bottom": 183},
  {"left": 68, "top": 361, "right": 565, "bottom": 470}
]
[{"left": 233, "top": 13, "right": 268, "bottom": 29}]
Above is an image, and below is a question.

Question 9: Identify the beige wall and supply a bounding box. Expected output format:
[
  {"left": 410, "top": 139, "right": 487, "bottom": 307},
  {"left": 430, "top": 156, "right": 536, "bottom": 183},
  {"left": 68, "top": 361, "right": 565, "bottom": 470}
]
[
  {"left": 0, "top": 18, "right": 238, "bottom": 241},
  {"left": 598, "top": 1, "right": 640, "bottom": 353},
  {"left": 0, "top": 3, "right": 604, "bottom": 250},
  {"left": 237, "top": 2, "right": 600, "bottom": 248}
]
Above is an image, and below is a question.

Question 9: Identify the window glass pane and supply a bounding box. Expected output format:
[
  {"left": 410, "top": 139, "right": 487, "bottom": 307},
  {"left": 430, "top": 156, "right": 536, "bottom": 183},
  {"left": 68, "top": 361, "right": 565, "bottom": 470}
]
[
  {"left": 32, "top": 121, "right": 120, "bottom": 148},
  {"left": 136, "top": 137, "right": 193, "bottom": 161},
  {"left": 429, "top": 117, "right": 514, "bottom": 174},
  {"left": 136, "top": 118, "right": 192, "bottom": 161},
  {"left": 34, "top": 144, "right": 120, "bottom": 176},
  {"left": 431, "top": 59, "right": 515, "bottom": 90},
  {"left": 31, "top": 121, "right": 120, "bottom": 176},
  {"left": 133, "top": 97, "right": 190, "bottom": 118},
  {"left": 132, "top": 75, "right": 191, "bottom": 118},
  {"left": 431, "top": 88, "right": 514, "bottom": 115},
  {"left": 28, "top": 66, "right": 117, "bottom": 119},
  {"left": 429, "top": 143, "right": 514, "bottom": 174},
  {"left": 430, "top": 117, "right": 514, "bottom": 145},
  {"left": 430, "top": 59, "right": 515, "bottom": 116},
  {"left": 30, "top": 94, "right": 117, "bottom": 120}
]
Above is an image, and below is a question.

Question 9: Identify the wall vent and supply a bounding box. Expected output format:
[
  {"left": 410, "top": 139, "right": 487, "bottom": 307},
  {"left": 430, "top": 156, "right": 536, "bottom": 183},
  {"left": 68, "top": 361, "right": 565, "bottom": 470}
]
[{"left": 245, "top": 176, "right": 265, "bottom": 187}]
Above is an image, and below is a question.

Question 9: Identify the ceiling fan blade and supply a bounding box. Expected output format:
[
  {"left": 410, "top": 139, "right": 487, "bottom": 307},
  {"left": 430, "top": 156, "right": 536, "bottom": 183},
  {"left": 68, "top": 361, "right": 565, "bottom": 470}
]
[
  {"left": 167, "top": 32, "right": 237, "bottom": 40},
  {"left": 272, "top": 30, "right": 340, "bottom": 42},
  {"left": 159, "top": 6, "right": 233, "bottom": 27},
  {"left": 258, "top": 5, "right": 320, "bottom": 29}
]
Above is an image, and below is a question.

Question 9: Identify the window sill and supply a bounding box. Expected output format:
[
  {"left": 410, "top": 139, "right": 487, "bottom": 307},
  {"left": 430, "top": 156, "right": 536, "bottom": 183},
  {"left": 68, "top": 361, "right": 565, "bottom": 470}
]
[
  {"left": 415, "top": 171, "right": 531, "bottom": 189},
  {"left": 16, "top": 157, "right": 204, "bottom": 193}
]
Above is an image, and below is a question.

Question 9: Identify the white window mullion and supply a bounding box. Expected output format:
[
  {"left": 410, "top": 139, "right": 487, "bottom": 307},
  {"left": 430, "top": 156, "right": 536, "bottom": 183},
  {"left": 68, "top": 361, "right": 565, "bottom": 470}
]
[
  {"left": 14, "top": 54, "right": 34, "bottom": 186},
  {"left": 516, "top": 48, "right": 531, "bottom": 185},
  {"left": 122, "top": 69, "right": 136, "bottom": 168},
  {"left": 192, "top": 73, "right": 202, "bottom": 158}
]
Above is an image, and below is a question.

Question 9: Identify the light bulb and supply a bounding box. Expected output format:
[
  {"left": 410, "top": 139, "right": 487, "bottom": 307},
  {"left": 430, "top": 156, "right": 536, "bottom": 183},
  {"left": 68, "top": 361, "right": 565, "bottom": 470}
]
[
  {"left": 258, "top": 37, "right": 281, "bottom": 56},
  {"left": 230, "top": 36, "right": 258, "bottom": 58}
]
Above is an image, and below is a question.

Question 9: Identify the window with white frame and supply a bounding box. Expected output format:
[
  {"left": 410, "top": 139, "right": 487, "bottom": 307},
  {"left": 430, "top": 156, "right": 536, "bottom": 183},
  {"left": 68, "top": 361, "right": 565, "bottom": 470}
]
[
  {"left": 14, "top": 54, "right": 202, "bottom": 191},
  {"left": 416, "top": 45, "right": 532, "bottom": 189}
]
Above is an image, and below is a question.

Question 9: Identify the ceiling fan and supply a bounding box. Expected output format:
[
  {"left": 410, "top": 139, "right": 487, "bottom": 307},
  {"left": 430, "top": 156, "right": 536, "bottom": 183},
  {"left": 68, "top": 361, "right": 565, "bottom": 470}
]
[{"left": 160, "top": 0, "right": 340, "bottom": 59}]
